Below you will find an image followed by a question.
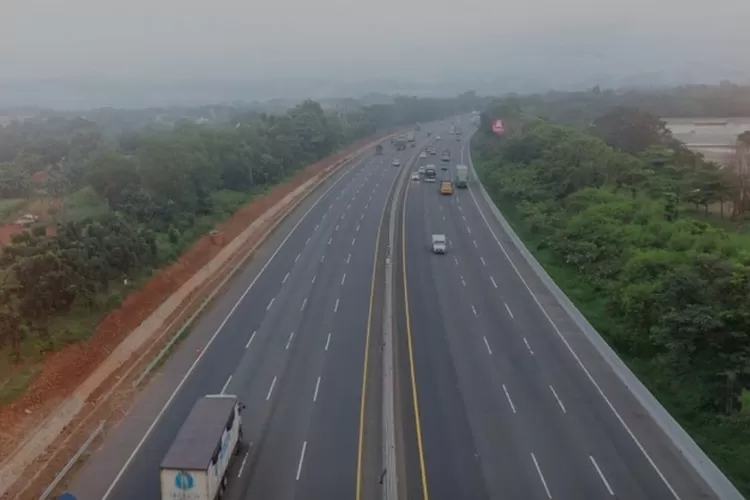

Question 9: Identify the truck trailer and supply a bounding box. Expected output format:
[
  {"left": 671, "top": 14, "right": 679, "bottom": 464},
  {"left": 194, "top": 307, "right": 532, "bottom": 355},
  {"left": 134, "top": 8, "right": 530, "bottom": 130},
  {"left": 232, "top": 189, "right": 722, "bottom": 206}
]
[{"left": 160, "top": 394, "right": 245, "bottom": 500}]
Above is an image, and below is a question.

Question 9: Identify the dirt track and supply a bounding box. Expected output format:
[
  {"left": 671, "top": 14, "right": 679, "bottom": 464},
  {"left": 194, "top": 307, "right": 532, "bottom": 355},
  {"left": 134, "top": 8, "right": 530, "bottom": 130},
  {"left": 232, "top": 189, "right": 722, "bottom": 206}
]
[{"left": 0, "top": 132, "right": 394, "bottom": 499}]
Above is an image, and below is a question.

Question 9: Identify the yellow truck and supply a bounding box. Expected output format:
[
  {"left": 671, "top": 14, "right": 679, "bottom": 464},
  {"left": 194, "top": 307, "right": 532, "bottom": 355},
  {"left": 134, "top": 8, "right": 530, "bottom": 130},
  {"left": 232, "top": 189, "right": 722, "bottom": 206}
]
[{"left": 440, "top": 180, "right": 454, "bottom": 195}]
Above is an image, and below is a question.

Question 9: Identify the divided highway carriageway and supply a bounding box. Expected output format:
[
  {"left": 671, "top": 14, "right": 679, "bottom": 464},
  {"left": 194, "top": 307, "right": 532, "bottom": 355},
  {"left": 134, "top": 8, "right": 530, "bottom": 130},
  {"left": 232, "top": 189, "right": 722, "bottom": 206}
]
[{"left": 66, "top": 116, "right": 734, "bottom": 500}]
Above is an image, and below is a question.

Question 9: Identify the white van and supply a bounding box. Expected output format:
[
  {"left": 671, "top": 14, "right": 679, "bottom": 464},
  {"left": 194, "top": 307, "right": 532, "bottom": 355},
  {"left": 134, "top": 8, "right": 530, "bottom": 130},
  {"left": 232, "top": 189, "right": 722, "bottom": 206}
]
[{"left": 432, "top": 234, "right": 447, "bottom": 254}]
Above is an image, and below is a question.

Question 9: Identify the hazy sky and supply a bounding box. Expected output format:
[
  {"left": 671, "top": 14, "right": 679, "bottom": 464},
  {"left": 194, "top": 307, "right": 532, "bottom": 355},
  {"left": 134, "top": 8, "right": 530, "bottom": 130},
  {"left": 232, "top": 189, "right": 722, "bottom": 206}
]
[{"left": 2, "top": 0, "right": 749, "bottom": 82}]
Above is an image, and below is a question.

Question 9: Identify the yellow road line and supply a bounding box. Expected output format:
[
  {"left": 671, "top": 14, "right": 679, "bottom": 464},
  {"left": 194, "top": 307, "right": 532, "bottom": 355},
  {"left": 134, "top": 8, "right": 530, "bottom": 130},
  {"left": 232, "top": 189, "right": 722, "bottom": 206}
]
[
  {"left": 355, "top": 176, "right": 389, "bottom": 500},
  {"left": 401, "top": 182, "right": 430, "bottom": 499}
]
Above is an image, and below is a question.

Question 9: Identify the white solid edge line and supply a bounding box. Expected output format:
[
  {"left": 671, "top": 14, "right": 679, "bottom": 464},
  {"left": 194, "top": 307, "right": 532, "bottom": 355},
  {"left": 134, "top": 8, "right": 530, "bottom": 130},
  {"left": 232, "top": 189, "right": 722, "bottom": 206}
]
[
  {"left": 296, "top": 441, "right": 308, "bottom": 481},
  {"left": 266, "top": 376, "right": 277, "bottom": 400},
  {"left": 590, "top": 455, "right": 615, "bottom": 496},
  {"left": 467, "top": 162, "right": 681, "bottom": 499},
  {"left": 531, "top": 452, "right": 552, "bottom": 499},
  {"left": 100, "top": 153, "right": 367, "bottom": 499}
]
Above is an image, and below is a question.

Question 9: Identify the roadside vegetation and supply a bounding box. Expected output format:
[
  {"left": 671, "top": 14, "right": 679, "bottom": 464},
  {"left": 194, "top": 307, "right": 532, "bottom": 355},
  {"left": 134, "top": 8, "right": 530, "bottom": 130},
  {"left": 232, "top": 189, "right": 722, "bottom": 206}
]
[
  {"left": 0, "top": 93, "right": 487, "bottom": 403},
  {"left": 472, "top": 86, "right": 750, "bottom": 494}
]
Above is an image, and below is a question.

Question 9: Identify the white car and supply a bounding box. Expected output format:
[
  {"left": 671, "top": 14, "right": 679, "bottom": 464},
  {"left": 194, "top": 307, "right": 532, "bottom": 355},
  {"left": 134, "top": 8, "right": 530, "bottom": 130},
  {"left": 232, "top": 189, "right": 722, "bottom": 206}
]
[
  {"left": 411, "top": 173, "right": 420, "bottom": 181},
  {"left": 431, "top": 234, "right": 447, "bottom": 254},
  {"left": 392, "top": 159, "right": 401, "bottom": 167},
  {"left": 419, "top": 152, "right": 427, "bottom": 159}
]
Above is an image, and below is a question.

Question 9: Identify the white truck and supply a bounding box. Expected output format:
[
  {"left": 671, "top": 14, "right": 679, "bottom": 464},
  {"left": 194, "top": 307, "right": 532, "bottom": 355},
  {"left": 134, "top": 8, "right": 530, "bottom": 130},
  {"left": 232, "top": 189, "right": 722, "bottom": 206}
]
[
  {"left": 160, "top": 394, "right": 245, "bottom": 500},
  {"left": 455, "top": 164, "right": 469, "bottom": 188},
  {"left": 432, "top": 234, "right": 447, "bottom": 254}
]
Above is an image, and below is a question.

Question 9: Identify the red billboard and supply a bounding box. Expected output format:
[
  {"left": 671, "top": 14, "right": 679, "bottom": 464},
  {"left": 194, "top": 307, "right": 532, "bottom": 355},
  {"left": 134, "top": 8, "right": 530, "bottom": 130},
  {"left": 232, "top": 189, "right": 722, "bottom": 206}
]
[{"left": 491, "top": 119, "right": 505, "bottom": 135}]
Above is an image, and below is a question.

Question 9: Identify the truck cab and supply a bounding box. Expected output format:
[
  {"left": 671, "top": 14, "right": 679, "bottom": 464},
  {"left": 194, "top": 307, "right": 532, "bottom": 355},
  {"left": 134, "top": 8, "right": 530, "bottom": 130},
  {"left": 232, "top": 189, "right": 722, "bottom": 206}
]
[{"left": 432, "top": 234, "right": 447, "bottom": 254}]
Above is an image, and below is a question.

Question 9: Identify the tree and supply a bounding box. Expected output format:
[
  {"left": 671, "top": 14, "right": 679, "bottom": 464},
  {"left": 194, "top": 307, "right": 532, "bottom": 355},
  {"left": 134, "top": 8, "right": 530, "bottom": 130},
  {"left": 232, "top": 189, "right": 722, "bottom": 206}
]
[{"left": 593, "top": 107, "right": 672, "bottom": 154}]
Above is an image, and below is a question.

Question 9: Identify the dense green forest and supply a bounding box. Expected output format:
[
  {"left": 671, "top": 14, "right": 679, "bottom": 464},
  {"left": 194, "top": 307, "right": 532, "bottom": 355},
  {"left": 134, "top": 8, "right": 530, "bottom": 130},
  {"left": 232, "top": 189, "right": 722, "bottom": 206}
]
[
  {"left": 472, "top": 95, "right": 750, "bottom": 493},
  {"left": 501, "top": 82, "right": 750, "bottom": 125},
  {"left": 0, "top": 93, "right": 484, "bottom": 386}
]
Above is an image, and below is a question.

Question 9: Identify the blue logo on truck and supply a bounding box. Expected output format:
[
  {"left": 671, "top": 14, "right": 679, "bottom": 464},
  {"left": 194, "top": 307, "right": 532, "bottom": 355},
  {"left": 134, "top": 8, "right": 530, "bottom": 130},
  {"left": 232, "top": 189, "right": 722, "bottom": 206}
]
[{"left": 175, "top": 471, "right": 194, "bottom": 490}]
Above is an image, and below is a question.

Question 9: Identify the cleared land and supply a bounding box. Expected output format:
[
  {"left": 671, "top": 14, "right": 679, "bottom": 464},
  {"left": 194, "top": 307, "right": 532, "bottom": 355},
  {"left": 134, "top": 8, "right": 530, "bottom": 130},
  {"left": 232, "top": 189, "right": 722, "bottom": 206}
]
[{"left": 664, "top": 116, "right": 750, "bottom": 166}]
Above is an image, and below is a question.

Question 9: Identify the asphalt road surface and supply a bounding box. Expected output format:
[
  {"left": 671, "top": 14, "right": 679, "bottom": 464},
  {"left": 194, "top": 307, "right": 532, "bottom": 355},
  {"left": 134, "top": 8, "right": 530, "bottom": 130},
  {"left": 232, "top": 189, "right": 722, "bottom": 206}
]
[
  {"left": 67, "top": 124, "right": 444, "bottom": 500},
  {"left": 395, "top": 119, "right": 719, "bottom": 500}
]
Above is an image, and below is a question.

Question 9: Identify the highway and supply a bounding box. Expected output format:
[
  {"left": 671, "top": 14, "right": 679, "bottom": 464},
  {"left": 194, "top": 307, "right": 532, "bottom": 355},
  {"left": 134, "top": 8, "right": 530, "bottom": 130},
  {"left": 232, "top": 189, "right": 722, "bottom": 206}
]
[
  {"left": 68, "top": 125, "right": 442, "bottom": 500},
  {"left": 65, "top": 116, "right": 723, "bottom": 500},
  {"left": 395, "top": 119, "right": 719, "bottom": 500}
]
